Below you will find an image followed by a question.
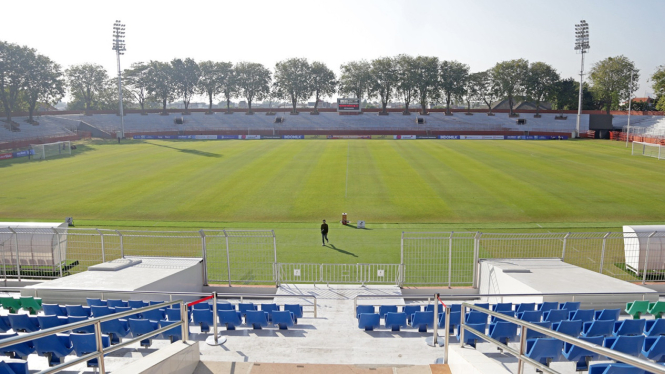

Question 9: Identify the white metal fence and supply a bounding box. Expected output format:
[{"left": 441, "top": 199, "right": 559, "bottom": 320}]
[{"left": 276, "top": 263, "right": 401, "bottom": 285}]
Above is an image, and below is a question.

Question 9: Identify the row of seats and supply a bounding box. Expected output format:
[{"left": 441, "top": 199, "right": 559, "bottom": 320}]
[
  {"left": 192, "top": 304, "right": 304, "bottom": 331},
  {"left": 0, "top": 297, "right": 42, "bottom": 315},
  {"left": 625, "top": 300, "right": 665, "bottom": 319},
  {"left": 0, "top": 360, "right": 27, "bottom": 374}
]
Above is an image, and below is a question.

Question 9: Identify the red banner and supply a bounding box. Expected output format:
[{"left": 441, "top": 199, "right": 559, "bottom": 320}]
[{"left": 0, "top": 153, "right": 13, "bottom": 160}]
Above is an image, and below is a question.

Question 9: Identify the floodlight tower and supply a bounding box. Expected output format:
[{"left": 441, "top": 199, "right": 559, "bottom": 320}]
[
  {"left": 112, "top": 20, "right": 126, "bottom": 139},
  {"left": 574, "top": 20, "right": 590, "bottom": 138}
]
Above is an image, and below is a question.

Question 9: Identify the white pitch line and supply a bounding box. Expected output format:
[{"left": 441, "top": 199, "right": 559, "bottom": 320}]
[{"left": 345, "top": 141, "right": 350, "bottom": 199}]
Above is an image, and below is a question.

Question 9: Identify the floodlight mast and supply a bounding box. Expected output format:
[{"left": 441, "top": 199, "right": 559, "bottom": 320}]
[
  {"left": 112, "top": 20, "right": 126, "bottom": 139},
  {"left": 574, "top": 20, "right": 589, "bottom": 138}
]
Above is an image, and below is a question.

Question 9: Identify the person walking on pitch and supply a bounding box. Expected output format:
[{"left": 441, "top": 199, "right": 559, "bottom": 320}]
[{"left": 321, "top": 220, "right": 329, "bottom": 246}]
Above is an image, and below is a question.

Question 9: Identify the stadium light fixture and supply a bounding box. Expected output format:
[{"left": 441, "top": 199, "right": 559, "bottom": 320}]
[
  {"left": 112, "top": 20, "right": 126, "bottom": 139},
  {"left": 574, "top": 20, "right": 589, "bottom": 138}
]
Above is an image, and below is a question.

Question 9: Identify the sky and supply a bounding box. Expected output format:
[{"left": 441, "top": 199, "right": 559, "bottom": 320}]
[{"left": 1, "top": 0, "right": 662, "bottom": 101}]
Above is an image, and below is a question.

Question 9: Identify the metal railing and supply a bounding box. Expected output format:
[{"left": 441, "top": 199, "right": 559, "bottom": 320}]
[
  {"left": 0, "top": 300, "right": 188, "bottom": 374},
  {"left": 460, "top": 303, "right": 665, "bottom": 374},
  {"left": 277, "top": 263, "right": 401, "bottom": 286}
]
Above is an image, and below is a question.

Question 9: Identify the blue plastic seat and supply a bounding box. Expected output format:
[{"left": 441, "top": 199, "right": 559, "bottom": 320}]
[
  {"left": 613, "top": 319, "right": 646, "bottom": 336},
  {"left": 219, "top": 310, "right": 243, "bottom": 330},
  {"left": 101, "top": 317, "right": 130, "bottom": 344},
  {"left": 260, "top": 304, "right": 280, "bottom": 322},
  {"left": 67, "top": 316, "right": 95, "bottom": 333},
  {"left": 552, "top": 320, "right": 583, "bottom": 337},
  {"left": 537, "top": 302, "right": 559, "bottom": 312},
  {"left": 86, "top": 298, "right": 106, "bottom": 307},
  {"left": 106, "top": 299, "right": 127, "bottom": 308},
  {"left": 642, "top": 336, "right": 665, "bottom": 362},
  {"left": 525, "top": 321, "right": 552, "bottom": 340},
  {"left": 245, "top": 310, "right": 270, "bottom": 329},
  {"left": 544, "top": 309, "right": 569, "bottom": 324},
  {"left": 525, "top": 338, "right": 564, "bottom": 367},
  {"left": 7, "top": 314, "right": 40, "bottom": 333},
  {"left": 356, "top": 305, "right": 375, "bottom": 318},
  {"left": 457, "top": 322, "right": 486, "bottom": 348},
  {"left": 570, "top": 309, "right": 595, "bottom": 323},
  {"left": 192, "top": 302, "right": 210, "bottom": 310},
  {"left": 489, "top": 321, "right": 517, "bottom": 345},
  {"left": 166, "top": 308, "right": 184, "bottom": 321},
  {"left": 0, "top": 360, "right": 29, "bottom": 374},
  {"left": 239, "top": 303, "right": 257, "bottom": 317},
  {"left": 159, "top": 320, "right": 182, "bottom": 342},
  {"left": 588, "top": 363, "right": 647, "bottom": 374},
  {"left": 385, "top": 312, "right": 408, "bottom": 332},
  {"left": 563, "top": 335, "right": 604, "bottom": 371},
  {"left": 149, "top": 301, "right": 165, "bottom": 306},
  {"left": 424, "top": 304, "right": 435, "bottom": 312},
  {"left": 517, "top": 310, "right": 542, "bottom": 323},
  {"left": 403, "top": 305, "right": 421, "bottom": 323},
  {"left": 561, "top": 301, "right": 581, "bottom": 311},
  {"left": 0, "top": 332, "right": 34, "bottom": 359},
  {"left": 0, "top": 316, "right": 10, "bottom": 333},
  {"left": 33, "top": 334, "right": 73, "bottom": 366},
  {"left": 65, "top": 305, "right": 91, "bottom": 317},
  {"left": 492, "top": 303, "right": 513, "bottom": 312},
  {"left": 378, "top": 305, "right": 398, "bottom": 319},
  {"left": 216, "top": 303, "right": 236, "bottom": 311},
  {"left": 582, "top": 320, "right": 614, "bottom": 337},
  {"left": 114, "top": 306, "right": 140, "bottom": 319},
  {"left": 473, "top": 303, "right": 490, "bottom": 311},
  {"left": 272, "top": 311, "right": 295, "bottom": 330},
  {"left": 42, "top": 304, "right": 67, "bottom": 317},
  {"left": 411, "top": 311, "right": 434, "bottom": 332},
  {"left": 90, "top": 305, "right": 115, "bottom": 318},
  {"left": 595, "top": 309, "right": 621, "bottom": 322},
  {"left": 358, "top": 313, "right": 380, "bottom": 331},
  {"left": 284, "top": 304, "right": 304, "bottom": 323},
  {"left": 141, "top": 308, "right": 165, "bottom": 322},
  {"left": 128, "top": 300, "right": 148, "bottom": 309},
  {"left": 515, "top": 303, "right": 535, "bottom": 313},
  {"left": 604, "top": 335, "right": 645, "bottom": 358},
  {"left": 70, "top": 333, "right": 111, "bottom": 367},
  {"left": 465, "top": 311, "right": 488, "bottom": 324},
  {"left": 448, "top": 310, "right": 462, "bottom": 333},
  {"left": 490, "top": 310, "right": 515, "bottom": 324},
  {"left": 128, "top": 318, "right": 159, "bottom": 348},
  {"left": 192, "top": 309, "right": 214, "bottom": 333},
  {"left": 37, "top": 315, "right": 69, "bottom": 330},
  {"left": 645, "top": 318, "right": 665, "bottom": 337}
]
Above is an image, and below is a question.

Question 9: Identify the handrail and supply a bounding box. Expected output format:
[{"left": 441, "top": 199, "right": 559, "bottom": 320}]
[
  {"left": 460, "top": 303, "right": 665, "bottom": 374},
  {"left": 0, "top": 300, "right": 188, "bottom": 374},
  {"left": 353, "top": 291, "right": 662, "bottom": 315}
]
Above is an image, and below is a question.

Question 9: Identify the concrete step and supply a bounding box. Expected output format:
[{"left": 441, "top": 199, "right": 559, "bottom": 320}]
[{"left": 195, "top": 361, "right": 448, "bottom": 374}]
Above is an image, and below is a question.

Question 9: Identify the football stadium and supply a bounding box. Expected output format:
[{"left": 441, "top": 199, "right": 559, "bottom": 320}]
[{"left": 2, "top": 4, "right": 665, "bottom": 374}]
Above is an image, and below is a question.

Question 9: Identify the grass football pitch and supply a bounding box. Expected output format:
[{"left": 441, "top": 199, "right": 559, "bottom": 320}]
[{"left": 1, "top": 138, "right": 664, "bottom": 266}]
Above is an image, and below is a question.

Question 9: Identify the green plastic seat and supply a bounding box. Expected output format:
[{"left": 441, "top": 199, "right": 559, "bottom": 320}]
[
  {"left": 19, "top": 296, "right": 42, "bottom": 315},
  {"left": 625, "top": 300, "right": 650, "bottom": 319},
  {"left": 649, "top": 301, "right": 665, "bottom": 319},
  {"left": 0, "top": 297, "right": 23, "bottom": 314}
]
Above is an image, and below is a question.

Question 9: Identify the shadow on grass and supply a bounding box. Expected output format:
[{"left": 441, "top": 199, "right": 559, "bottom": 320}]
[
  {"left": 0, "top": 143, "right": 97, "bottom": 168},
  {"left": 326, "top": 244, "right": 358, "bottom": 257},
  {"left": 343, "top": 223, "right": 372, "bottom": 230},
  {"left": 148, "top": 142, "right": 222, "bottom": 158}
]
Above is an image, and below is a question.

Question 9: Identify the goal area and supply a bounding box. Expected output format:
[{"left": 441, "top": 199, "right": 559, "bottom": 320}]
[
  {"left": 31, "top": 141, "right": 72, "bottom": 160},
  {"left": 631, "top": 141, "right": 664, "bottom": 160}
]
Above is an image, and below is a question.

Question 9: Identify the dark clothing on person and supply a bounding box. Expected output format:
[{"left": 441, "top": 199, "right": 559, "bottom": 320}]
[{"left": 321, "top": 223, "right": 329, "bottom": 245}]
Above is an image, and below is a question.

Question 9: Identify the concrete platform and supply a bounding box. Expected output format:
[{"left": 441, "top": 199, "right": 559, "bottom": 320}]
[
  {"left": 22, "top": 256, "right": 204, "bottom": 304},
  {"left": 478, "top": 258, "right": 657, "bottom": 307},
  {"left": 193, "top": 362, "right": 445, "bottom": 374}
]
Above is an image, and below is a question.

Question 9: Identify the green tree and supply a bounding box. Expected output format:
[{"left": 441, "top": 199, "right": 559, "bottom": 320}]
[
  {"left": 234, "top": 62, "right": 271, "bottom": 114},
  {"left": 309, "top": 61, "right": 336, "bottom": 113},
  {"left": 552, "top": 77, "right": 578, "bottom": 111},
  {"left": 145, "top": 61, "right": 175, "bottom": 114},
  {"left": 273, "top": 58, "right": 312, "bottom": 114},
  {"left": 651, "top": 65, "right": 665, "bottom": 109},
  {"left": 0, "top": 42, "right": 31, "bottom": 122},
  {"left": 464, "top": 72, "right": 484, "bottom": 113},
  {"left": 526, "top": 62, "right": 560, "bottom": 115},
  {"left": 339, "top": 60, "right": 372, "bottom": 109},
  {"left": 171, "top": 58, "right": 200, "bottom": 113},
  {"left": 413, "top": 56, "right": 440, "bottom": 114},
  {"left": 394, "top": 54, "right": 418, "bottom": 114},
  {"left": 370, "top": 57, "right": 398, "bottom": 114},
  {"left": 24, "top": 52, "right": 64, "bottom": 122},
  {"left": 198, "top": 61, "right": 232, "bottom": 114},
  {"left": 589, "top": 55, "right": 639, "bottom": 114},
  {"left": 218, "top": 62, "right": 235, "bottom": 113},
  {"left": 66, "top": 63, "right": 109, "bottom": 114},
  {"left": 470, "top": 70, "right": 500, "bottom": 114},
  {"left": 492, "top": 59, "right": 529, "bottom": 116},
  {"left": 439, "top": 60, "right": 469, "bottom": 115},
  {"left": 656, "top": 97, "right": 665, "bottom": 112},
  {"left": 124, "top": 62, "right": 151, "bottom": 113}
]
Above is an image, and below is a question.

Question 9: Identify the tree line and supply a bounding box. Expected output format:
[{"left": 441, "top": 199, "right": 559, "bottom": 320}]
[{"left": 2, "top": 39, "right": 664, "bottom": 125}]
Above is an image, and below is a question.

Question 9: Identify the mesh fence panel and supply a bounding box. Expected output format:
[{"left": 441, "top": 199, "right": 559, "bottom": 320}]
[{"left": 401, "top": 232, "right": 476, "bottom": 286}]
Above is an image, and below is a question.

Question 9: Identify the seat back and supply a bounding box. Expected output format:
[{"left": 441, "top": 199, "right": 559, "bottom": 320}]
[
  {"left": 67, "top": 316, "right": 95, "bottom": 333},
  {"left": 159, "top": 320, "right": 182, "bottom": 342},
  {"left": 128, "top": 300, "right": 148, "bottom": 309},
  {"left": 37, "top": 315, "right": 68, "bottom": 330},
  {"left": 517, "top": 310, "right": 543, "bottom": 323},
  {"left": 544, "top": 309, "right": 569, "bottom": 323},
  {"left": 465, "top": 311, "right": 488, "bottom": 324},
  {"left": 216, "top": 303, "right": 235, "bottom": 311},
  {"left": 570, "top": 309, "right": 595, "bottom": 323},
  {"left": 583, "top": 320, "right": 614, "bottom": 337},
  {"left": 492, "top": 303, "right": 513, "bottom": 312},
  {"left": 142, "top": 308, "right": 165, "bottom": 321},
  {"left": 238, "top": 303, "right": 257, "bottom": 315},
  {"left": 0, "top": 332, "right": 34, "bottom": 359},
  {"left": 645, "top": 318, "right": 665, "bottom": 337},
  {"left": 605, "top": 335, "right": 645, "bottom": 357},
  {"left": 245, "top": 310, "right": 268, "bottom": 327},
  {"left": 166, "top": 308, "right": 183, "bottom": 321},
  {"left": 260, "top": 303, "right": 280, "bottom": 315},
  {"left": 538, "top": 302, "right": 559, "bottom": 312},
  {"left": 106, "top": 299, "right": 127, "bottom": 308},
  {"left": 588, "top": 363, "right": 647, "bottom": 374},
  {"left": 33, "top": 334, "right": 72, "bottom": 357},
  {"left": 648, "top": 301, "right": 665, "bottom": 318},
  {"left": 65, "top": 305, "right": 90, "bottom": 317},
  {"left": 412, "top": 311, "right": 434, "bottom": 327},
  {"left": 272, "top": 311, "right": 295, "bottom": 328},
  {"left": 19, "top": 297, "right": 42, "bottom": 314},
  {"left": 356, "top": 305, "right": 375, "bottom": 317},
  {"left": 525, "top": 338, "right": 564, "bottom": 364},
  {"left": 515, "top": 303, "right": 535, "bottom": 313},
  {"left": 0, "top": 360, "right": 29, "bottom": 374},
  {"left": 284, "top": 304, "right": 304, "bottom": 318},
  {"left": 358, "top": 313, "right": 380, "bottom": 330},
  {"left": 489, "top": 321, "right": 518, "bottom": 343},
  {"left": 7, "top": 314, "right": 39, "bottom": 333},
  {"left": 614, "top": 319, "right": 646, "bottom": 336},
  {"left": 457, "top": 322, "right": 487, "bottom": 347},
  {"left": 42, "top": 304, "right": 66, "bottom": 317},
  {"left": 555, "top": 320, "right": 583, "bottom": 337},
  {"left": 490, "top": 310, "right": 515, "bottom": 323},
  {"left": 563, "top": 335, "right": 604, "bottom": 362},
  {"left": 385, "top": 312, "right": 407, "bottom": 327},
  {"left": 219, "top": 310, "right": 242, "bottom": 325},
  {"left": 595, "top": 309, "right": 620, "bottom": 322},
  {"left": 86, "top": 298, "right": 106, "bottom": 307},
  {"left": 70, "top": 333, "right": 110, "bottom": 356},
  {"left": 90, "top": 306, "right": 115, "bottom": 318},
  {"left": 192, "top": 309, "right": 213, "bottom": 324},
  {"left": 403, "top": 305, "right": 421, "bottom": 318},
  {"left": 128, "top": 318, "right": 158, "bottom": 336},
  {"left": 192, "top": 302, "right": 210, "bottom": 310},
  {"left": 561, "top": 302, "right": 581, "bottom": 311},
  {"left": 378, "top": 305, "right": 398, "bottom": 318},
  {"left": 526, "top": 321, "right": 552, "bottom": 340}
]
